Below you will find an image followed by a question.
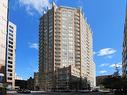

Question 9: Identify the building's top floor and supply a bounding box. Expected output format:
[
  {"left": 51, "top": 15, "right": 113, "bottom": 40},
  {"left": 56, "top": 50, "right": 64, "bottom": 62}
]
[
  {"left": 41, "top": 1, "right": 84, "bottom": 18},
  {"left": 40, "top": 1, "right": 93, "bottom": 34}
]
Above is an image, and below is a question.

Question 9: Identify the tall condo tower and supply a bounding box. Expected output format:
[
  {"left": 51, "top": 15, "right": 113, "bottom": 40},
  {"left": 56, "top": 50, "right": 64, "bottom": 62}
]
[
  {"left": 0, "top": 0, "right": 8, "bottom": 87},
  {"left": 39, "top": 3, "right": 96, "bottom": 90},
  {"left": 122, "top": 5, "right": 127, "bottom": 78},
  {"left": 6, "top": 21, "right": 16, "bottom": 90}
]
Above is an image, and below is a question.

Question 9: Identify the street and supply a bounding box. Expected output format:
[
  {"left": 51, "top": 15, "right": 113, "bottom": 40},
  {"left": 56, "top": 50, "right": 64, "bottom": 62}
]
[{"left": 7, "top": 91, "right": 114, "bottom": 95}]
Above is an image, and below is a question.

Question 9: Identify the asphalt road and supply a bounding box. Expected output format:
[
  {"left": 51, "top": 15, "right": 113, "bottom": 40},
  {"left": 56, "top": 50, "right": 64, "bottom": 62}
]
[{"left": 7, "top": 91, "right": 114, "bottom": 95}]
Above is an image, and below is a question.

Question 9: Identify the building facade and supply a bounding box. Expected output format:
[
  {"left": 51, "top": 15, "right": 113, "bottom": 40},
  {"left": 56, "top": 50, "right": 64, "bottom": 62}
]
[
  {"left": 15, "top": 79, "right": 27, "bottom": 90},
  {"left": 55, "top": 65, "right": 83, "bottom": 90},
  {"left": 27, "top": 77, "right": 34, "bottom": 90},
  {"left": 6, "top": 21, "right": 16, "bottom": 90},
  {"left": 34, "top": 72, "right": 39, "bottom": 90},
  {"left": 122, "top": 6, "right": 127, "bottom": 78},
  {"left": 0, "top": 0, "right": 8, "bottom": 88},
  {"left": 39, "top": 3, "right": 95, "bottom": 90},
  {"left": 96, "top": 75, "right": 112, "bottom": 86}
]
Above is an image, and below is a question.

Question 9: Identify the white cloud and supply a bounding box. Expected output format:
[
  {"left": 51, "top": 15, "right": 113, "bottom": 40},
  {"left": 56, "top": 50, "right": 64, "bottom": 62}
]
[
  {"left": 19, "top": 0, "right": 51, "bottom": 14},
  {"left": 93, "top": 51, "right": 96, "bottom": 55},
  {"left": 109, "top": 63, "right": 122, "bottom": 68},
  {"left": 100, "top": 63, "right": 109, "bottom": 67},
  {"left": 99, "top": 62, "right": 122, "bottom": 68},
  {"left": 100, "top": 70, "right": 107, "bottom": 74},
  {"left": 106, "top": 55, "right": 113, "bottom": 59},
  {"left": 96, "top": 48, "right": 116, "bottom": 56},
  {"left": 29, "top": 43, "right": 38, "bottom": 50}
]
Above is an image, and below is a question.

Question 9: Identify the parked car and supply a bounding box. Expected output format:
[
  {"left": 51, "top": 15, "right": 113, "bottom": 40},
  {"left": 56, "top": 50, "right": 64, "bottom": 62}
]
[
  {"left": 17, "top": 89, "right": 31, "bottom": 94},
  {"left": 92, "top": 89, "right": 99, "bottom": 92}
]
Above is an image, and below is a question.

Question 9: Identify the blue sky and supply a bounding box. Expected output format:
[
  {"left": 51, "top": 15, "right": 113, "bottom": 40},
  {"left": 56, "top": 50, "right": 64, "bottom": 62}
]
[{"left": 9, "top": 0, "right": 126, "bottom": 79}]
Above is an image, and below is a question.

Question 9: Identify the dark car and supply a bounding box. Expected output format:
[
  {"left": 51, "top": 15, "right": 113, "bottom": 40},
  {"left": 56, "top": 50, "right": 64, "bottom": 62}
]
[
  {"left": 17, "top": 89, "right": 23, "bottom": 93},
  {"left": 92, "top": 89, "right": 99, "bottom": 92},
  {"left": 17, "top": 89, "right": 31, "bottom": 94}
]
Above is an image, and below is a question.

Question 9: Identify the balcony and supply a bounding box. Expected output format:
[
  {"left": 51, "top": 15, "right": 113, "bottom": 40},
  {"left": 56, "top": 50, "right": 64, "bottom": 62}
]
[
  {"left": 55, "top": 43, "right": 61, "bottom": 46},
  {"left": 75, "top": 13, "right": 80, "bottom": 17},
  {"left": 75, "top": 16, "right": 79, "bottom": 20},
  {"left": 75, "top": 58, "right": 80, "bottom": 62},
  {"left": 75, "top": 51, "right": 80, "bottom": 55},
  {"left": 75, "top": 47, "right": 80, "bottom": 51},
  {"left": 75, "top": 39, "right": 80, "bottom": 43},
  {"left": 75, "top": 36, "right": 80, "bottom": 39},
  {"left": 55, "top": 35, "right": 61, "bottom": 39}
]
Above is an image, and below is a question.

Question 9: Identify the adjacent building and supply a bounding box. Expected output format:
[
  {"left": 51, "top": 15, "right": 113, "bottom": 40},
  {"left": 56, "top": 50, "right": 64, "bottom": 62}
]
[
  {"left": 15, "top": 78, "right": 34, "bottom": 90},
  {"left": 15, "top": 79, "right": 27, "bottom": 90},
  {"left": 55, "top": 65, "right": 82, "bottom": 90},
  {"left": 122, "top": 6, "right": 127, "bottom": 78},
  {"left": 34, "top": 72, "right": 39, "bottom": 90},
  {"left": 27, "top": 77, "right": 34, "bottom": 90},
  {"left": 0, "top": 0, "right": 8, "bottom": 88},
  {"left": 6, "top": 21, "right": 16, "bottom": 90},
  {"left": 39, "top": 3, "right": 96, "bottom": 90},
  {"left": 96, "top": 75, "right": 112, "bottom": 86}
]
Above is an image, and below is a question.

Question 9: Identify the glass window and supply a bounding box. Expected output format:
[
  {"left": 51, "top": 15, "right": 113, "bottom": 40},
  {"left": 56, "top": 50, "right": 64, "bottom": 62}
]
[{"left": 9, "top": 29, "right": 13, "bottom": 33}]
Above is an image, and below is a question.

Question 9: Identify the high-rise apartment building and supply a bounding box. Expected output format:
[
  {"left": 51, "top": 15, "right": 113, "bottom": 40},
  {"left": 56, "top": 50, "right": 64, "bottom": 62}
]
[
  {"left": 122, "top": 6, "right": 127, "bottom": 78},
  {"left": 0, "top": 0, "right": 8, "bottom": 87},
  {"left": 6, "top": 21, "right": 16, "bottom": 90},
  {"left": 39, "top": 3, "right": 96, "bottom": 90}
]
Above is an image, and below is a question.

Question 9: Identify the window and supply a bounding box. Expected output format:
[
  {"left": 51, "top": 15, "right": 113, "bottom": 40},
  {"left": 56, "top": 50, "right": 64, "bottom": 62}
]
[
  {"left": 9, "top": 33, "right": 13, "bottom": 37},
  {"left": 8, "top": 61, "right": 12, "bottom": 64},
  {"left": 8, "top": 57, "right": 12, "bottom": 60},
  {"left": 8, "top": 69, "right": 12, "bottom": 72},
  {"left": 9, "top": 29, "right": 13, "bottom": 33},
  {"left": 9, "top": 37, "right": 13, "bottom": 41},
  {"left": 8, "top": 77, "right": 12, "bottom": 80},
  {"left": 9, "top": 41, "right": 13, "bottom": 45},
  {"left": 9, "top": 45, "right": 13, "bottom": 48},
  {"left": 9, "top": 25, "right": 14, "bottom": 29},
  {"left": 8, "top": 53, "right": 13, "bottom": 56},
  {"left": 8, "top": 49, "right": 13, "bottom": 52},
  {"left": 10, "top": 73, "right": 12, "bottom": 76},
  {"left": 8, "top": 65, "right": 12, "bottom": 68}
]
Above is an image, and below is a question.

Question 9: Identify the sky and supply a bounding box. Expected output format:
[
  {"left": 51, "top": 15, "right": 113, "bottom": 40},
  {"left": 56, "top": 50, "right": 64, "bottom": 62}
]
[{"left": 9, "top": 0, "right": 126, "bottom": 80}]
